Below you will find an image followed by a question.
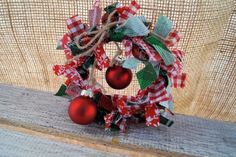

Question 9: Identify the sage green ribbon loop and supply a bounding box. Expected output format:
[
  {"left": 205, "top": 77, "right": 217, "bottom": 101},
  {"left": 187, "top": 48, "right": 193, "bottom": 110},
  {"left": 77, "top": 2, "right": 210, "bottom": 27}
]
[
  {"left": 115, "top": 16, "right": 149, "bottom": 37},
  {"left": 154, "top": 15, "right": 173, "bottom": 38}
]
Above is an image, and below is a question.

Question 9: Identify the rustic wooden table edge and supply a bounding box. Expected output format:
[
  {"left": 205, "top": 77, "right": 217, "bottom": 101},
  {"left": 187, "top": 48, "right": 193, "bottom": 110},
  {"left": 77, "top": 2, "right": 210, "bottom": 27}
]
[{"left": 0, "top": 83, "right": 235, "bottom": 157}]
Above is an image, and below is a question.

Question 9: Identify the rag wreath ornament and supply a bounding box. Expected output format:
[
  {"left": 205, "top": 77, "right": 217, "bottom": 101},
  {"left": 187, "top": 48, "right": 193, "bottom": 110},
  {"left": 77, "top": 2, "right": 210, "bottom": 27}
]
[{"left": 53, "top": 0, "right": 187, "bottom": 132}]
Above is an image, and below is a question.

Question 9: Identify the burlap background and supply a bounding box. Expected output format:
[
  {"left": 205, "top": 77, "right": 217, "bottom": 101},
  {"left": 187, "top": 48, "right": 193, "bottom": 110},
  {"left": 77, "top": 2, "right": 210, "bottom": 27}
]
[{"left": 0, "top": 0, "right": 235, "bottom": 122}]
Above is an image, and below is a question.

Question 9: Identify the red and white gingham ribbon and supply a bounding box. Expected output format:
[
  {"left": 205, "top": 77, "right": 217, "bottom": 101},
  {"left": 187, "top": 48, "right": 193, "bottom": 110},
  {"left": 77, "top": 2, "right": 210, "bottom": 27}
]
[
  {"left": 160, "top": 48, "right": 187, "bottom": 88},
  {"left": 116, "top": 118, "right": 127, "bottom": 132},
  {"left": 53, "top": 65, "right": 89, "bottom": 90},
  {"left": 147, "top": 79, "right": 170, "bottom": 104},
  {"left": 104, "top": 111, "right": 116, "bottom": 130},
  {"left": 168, "top": 73, "right": 186, "bottom": 88},
  {"left": 132, "top": 37, "right": 162, "bottom": 62},
  {"left": 122, "top": 39, "right": 133, "bottom": 57},
  {"left": 95, "top": 45, "right": 110, "bottom": 70},
  {"left": 165, "top": 29, "right": 181, "bottom": 47},
  {"left": 66, "top": 15, "right": 87, "bottom": 38},
  {"left": 60, "top": 33, "right": 72, "bottom": 49},
  {"left": 59, "top": 34, "right": 74, "bottom": 60},
  {"left": 116, "top": 0, "right": 140, "bottom": 21},
  {"left": 172, "top": 49, "right": 184, "bottom": 59},
  {"left": 145, "top": 103, "right": 160, "bottom": 127},
  {"left": 112, "top": 95, "right": 145, "bottom": 117}
]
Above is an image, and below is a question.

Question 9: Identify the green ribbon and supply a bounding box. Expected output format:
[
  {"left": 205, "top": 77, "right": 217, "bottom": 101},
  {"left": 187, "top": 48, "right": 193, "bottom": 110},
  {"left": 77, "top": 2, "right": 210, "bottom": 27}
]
[
  {"left": 145, "top": 35, "right": 174, "bottom": 66},
  {"left": 81, "top": 55, "right": 95, "bottom": 70},
  {"left": 68, "top": 42, "right": 83, "bottom": 56},
  {"left": 154, "top": 15, "right": 173, "bottom": 38},
  {"left": 160, "top": 115, "right": 174, "bottom": 127},
  {"left": 109, "top": 28, "right": 125, "bottom": 42},
  {"left": 136, "top": 62, "right": 159, "bottom": 89},
  {"left": 55, "top": 84, "right": 67, "bottom": 96},
  {"left": 104, "top": 2, "right": 119, "bottom": 13},
  {"left": 115, "top": 16, "right": 149, "bottom": 37},
  {"left": 56, "top": 40, "right": 62, "bottom": 50},
  {"left": 122, "top": 57, "right": 141, "bottom": 70}
]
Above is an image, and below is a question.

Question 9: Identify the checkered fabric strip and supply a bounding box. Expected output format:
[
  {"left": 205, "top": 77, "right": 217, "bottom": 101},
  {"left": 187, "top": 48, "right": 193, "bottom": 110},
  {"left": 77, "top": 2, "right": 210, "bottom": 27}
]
[
  {"left": 65, "top": 82, "right": 82, "bottom": 97},
  {"left": 66, "top": 15, "right": 86, "bottom": 38},
  {"left": 160, "top": 58, "right": 183, "bottom": 76},
  {"left": 116, "top": 0, "right": 140, "bottom": 20},
  {"left": 66, "top": 56, "right": 87, "bottom": 68},
  {"left": 169, "top": 73, "right": 187, "bottom": 88},
  {"left": 112, "top": 94, "right": 137, "bottom": 103},
  {"left": 53, "top": 65, "right": 89, "bottom": 90},
  {"left": 145, "top": 104, "right": 160, "bottom": 127},
  {"left": 60, "top": 33, "right": 72, "bottom": 49},
  {"left": 132, "top": 37, "right": 162, "bottom": 62},
  {"left": 113, "top": 95, "right": 144, "bottom": 117},
  {"left": 59, "top": 34, "right": 74, "bottom": 60},
  {"left": 116, "top": 99, "right": 131, "bottom": 117},
  {"left": 95, "top": 45, "right": 110, "bottom": 70},
  {"left": 116, "top": 118, "right": 127, "bottom": 132},
  {"left": 122, "top": 39, "right": 133, "bottom": 57},
  {"left": 165, "top": 29, "right": 181, "bottom": 47},
  {"left": 64, "top": 48, "right": 73, "bottom": 60},
  {"left": 136, "top": 89, "right": 148, "bottom": 100},
  {"left": 104, "top": 111, "right": 116, "bottom": 130},
  {"left": 147, "top": 79, "right": 170, "bottom": 104},
  {"left": 172, "top": 49, "right": 184, "bottom": 60},
  {"left": 64, "top": 79, "right": 71, "bottom": 86}
]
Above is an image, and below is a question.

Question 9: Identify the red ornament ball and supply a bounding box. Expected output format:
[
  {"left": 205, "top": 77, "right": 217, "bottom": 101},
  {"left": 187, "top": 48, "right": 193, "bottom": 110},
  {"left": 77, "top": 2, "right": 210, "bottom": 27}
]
[
  {"left": 68, "top": 96, "right": 97, "bottom": 125},
  {"left": 105, "top": 65, "right": 132, "bottom": 89}
]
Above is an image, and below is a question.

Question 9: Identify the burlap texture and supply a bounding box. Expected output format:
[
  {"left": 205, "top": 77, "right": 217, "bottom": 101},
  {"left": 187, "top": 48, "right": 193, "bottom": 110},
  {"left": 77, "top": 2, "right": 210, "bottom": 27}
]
[{"left": 0, "top": 0, "right": 235, "bottom": 122}]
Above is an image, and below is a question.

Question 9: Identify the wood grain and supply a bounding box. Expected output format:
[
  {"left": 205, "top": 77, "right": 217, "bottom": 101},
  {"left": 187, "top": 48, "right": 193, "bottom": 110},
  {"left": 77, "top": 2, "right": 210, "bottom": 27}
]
[
  {"left": 0, "top": 83, "right": 236, "bottom": 157},
  {"left": 0, "top": 127, "right": 128, "bottom": 157}
]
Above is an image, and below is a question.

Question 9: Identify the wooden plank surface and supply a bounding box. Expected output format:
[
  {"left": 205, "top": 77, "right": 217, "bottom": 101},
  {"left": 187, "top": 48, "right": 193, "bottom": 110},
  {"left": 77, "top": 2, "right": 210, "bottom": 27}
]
[
  {"left": 0, "top": 83, "right": 236, "bottom": 157},
  {"left": 0, "top": 127, "right": 127, "bottom": 157}
]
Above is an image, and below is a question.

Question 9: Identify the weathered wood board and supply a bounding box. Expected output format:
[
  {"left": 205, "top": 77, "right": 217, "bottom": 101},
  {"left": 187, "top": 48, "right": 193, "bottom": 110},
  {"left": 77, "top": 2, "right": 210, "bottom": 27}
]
[
  {"left": 0, "top": 127, "right": 128, "bottom": 157},
  {"left": 0, "top": 83, "right": 236, "bottom": 157}
]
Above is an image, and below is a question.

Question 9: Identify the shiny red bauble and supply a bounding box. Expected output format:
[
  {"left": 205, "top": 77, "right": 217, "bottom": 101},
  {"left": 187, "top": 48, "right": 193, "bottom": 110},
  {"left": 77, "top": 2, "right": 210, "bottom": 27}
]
[
  {"left": 68, "top": 96, "right": 97, "bottom": 125},
  {"left": 105, "top": 65, "right": 132, "bottom": 89}
]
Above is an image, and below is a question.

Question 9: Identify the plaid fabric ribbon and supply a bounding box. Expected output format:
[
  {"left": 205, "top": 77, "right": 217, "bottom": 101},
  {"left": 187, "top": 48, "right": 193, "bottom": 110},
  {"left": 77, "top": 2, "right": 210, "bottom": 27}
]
[
  {"left": 95, "top": 45, "right": 110, "bottom": 70},
  {"left": 168, "top": 73, "right": 186, "bottom": 88},
  {"left": 59, "top": 34, "right": 74, "bottom": 60},
  {"left": 172, "top": 49, "right": 184, "bottom": 60},
  {"left": 104, "top": 111, "right": 127, "bottom": 132},
  {"left": 66, "top": 15, "right": 87, "bottom": 38},
  {"left": 147, "top": 79, "right": 170, "bottom": 104},
  {"left": 134, "top": 77, "right": 170, "bottom": 104},
  {"left": 122, "top": 39, "right": 133, "bottom": 57},
  {"left": 53, "top": 65, "right": 89, "bottom": 90},
  {"left": 64, "top": 48, "right": 73, "bottom": 60},
  {"left": 116, "top": 118, "right": 127, "bottom": 132},
  {"left": 116, "top": 0, "right": 140, "bottom": 20},
  {"left": 165, "top": 29, "right": 181, "bottom": 47},
  {"left": 132, "top": 37, "right": 162, "bottom": 62},
  {"left": 104, "top": 111, "right": 116, "bottom": 130},
  {"left": 112, "top": 95, "right": 145, "bottom": 117},
  {"left": 60, "top": 33, "right": 72, "bottom": 49},
  {"left": 112, "top": 94, "right": 162, "bottom": 128},
  {"left": 88, "top": 0, "right": 102, "bottom": 27},
  {"left": 65, "top": 82, "right": 82, "bottom": 97},
  {"left": 160, "top": 48, "right": 187, "bottom": 88},
  {"left": 145, "top": 103, "right": 160, "bottom": 127}
]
